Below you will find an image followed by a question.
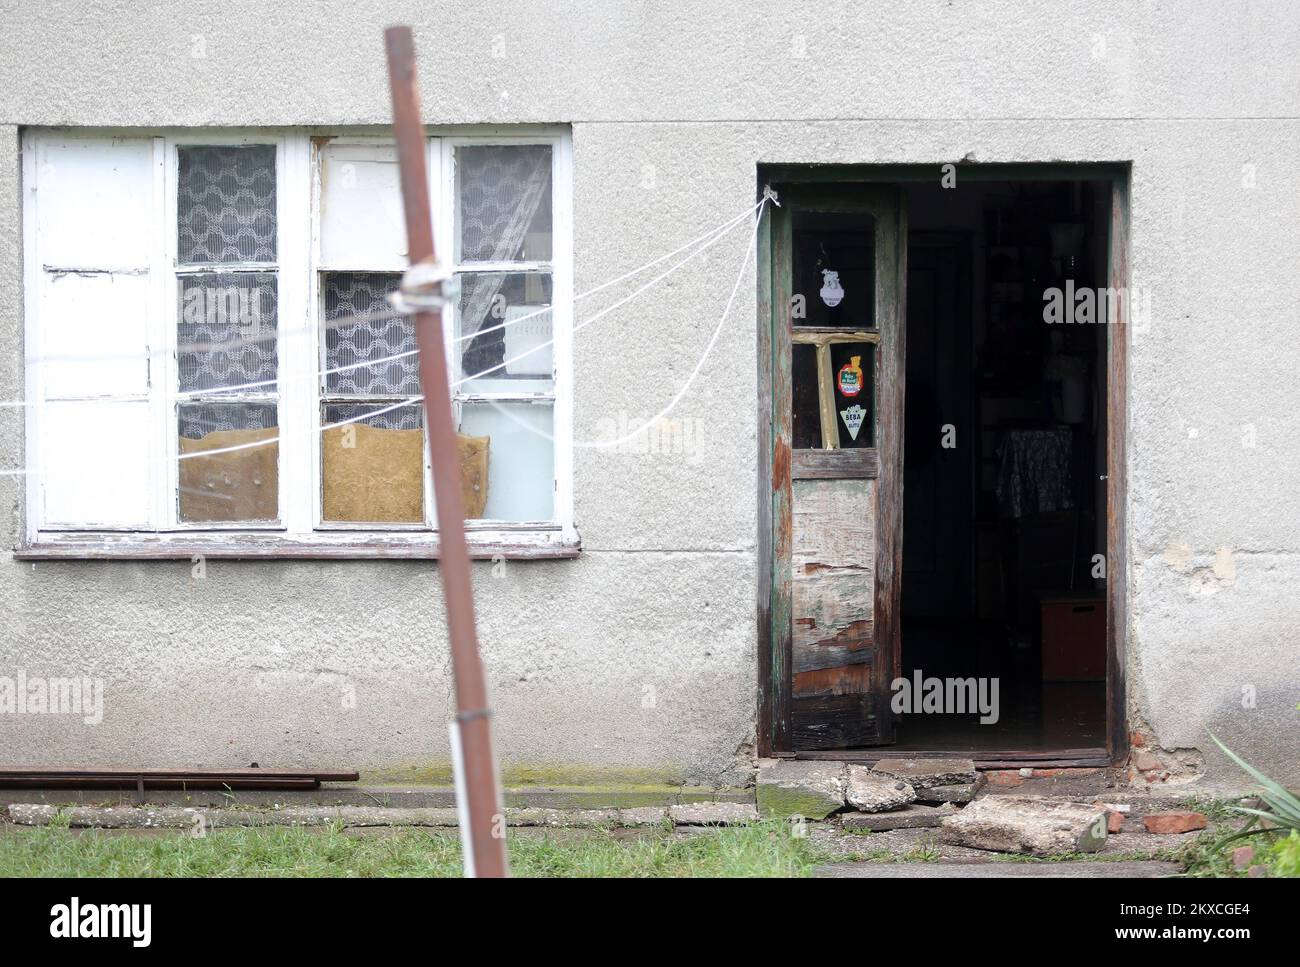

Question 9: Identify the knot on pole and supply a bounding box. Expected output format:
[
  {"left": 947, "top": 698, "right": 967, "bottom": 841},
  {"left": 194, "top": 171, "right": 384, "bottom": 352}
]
[{"left": 388, "top": 257, "right": 457, "bottom": 313}]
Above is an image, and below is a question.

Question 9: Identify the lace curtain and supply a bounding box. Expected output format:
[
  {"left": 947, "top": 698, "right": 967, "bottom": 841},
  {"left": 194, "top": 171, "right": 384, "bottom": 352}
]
[{"left": 456, "top": 145, "right": 552, "bottom": 349}]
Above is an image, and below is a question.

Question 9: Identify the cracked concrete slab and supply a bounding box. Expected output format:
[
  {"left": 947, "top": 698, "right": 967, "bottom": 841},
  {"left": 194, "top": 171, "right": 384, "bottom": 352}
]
[
  {"left": 941, "top": 797, "right": 1109, "bottom": 855},
  {"left": 871, "top": 758, "right": 978, "bottom": 790},
  {"left": 756, "top": 760, "right": 846, "bottom": 819},
  {"left": 840, "top": 803, "right": 954, "bottom": 831}
]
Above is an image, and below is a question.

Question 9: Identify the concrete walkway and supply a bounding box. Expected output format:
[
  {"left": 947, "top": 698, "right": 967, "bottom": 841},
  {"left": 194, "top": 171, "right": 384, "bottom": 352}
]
[{"left": 816, "top": 860, "right": 1183, "bottom": 878}]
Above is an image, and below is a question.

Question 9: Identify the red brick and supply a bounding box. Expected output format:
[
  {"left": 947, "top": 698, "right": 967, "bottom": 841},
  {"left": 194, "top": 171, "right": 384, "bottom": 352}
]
[
  {"left": 984, "top": 770, "right": 1024, "bottom": 787},
  {"left": 1142, "top": 810, "right": 1207, "bottom": 834},
  {"left": 1232, "top": 846, "right": 1256, "bottom": 869},
  {"left": 1107, "top": 811, "right": 1124, "bottom": 833},
  {"left": 1131, "top": 750, "right": 1163, "bottom": 771}
]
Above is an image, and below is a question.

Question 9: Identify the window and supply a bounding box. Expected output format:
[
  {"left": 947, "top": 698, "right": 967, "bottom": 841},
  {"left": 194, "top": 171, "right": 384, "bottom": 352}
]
[
  {"left": 450, "top": 142, "right": 556, "bottom": 522},
  {"left": 175, "top": 145, "right": 281, "bottom": 525},
  {"left": 21, "top": 130, "right": 574, "bottom": 557}
]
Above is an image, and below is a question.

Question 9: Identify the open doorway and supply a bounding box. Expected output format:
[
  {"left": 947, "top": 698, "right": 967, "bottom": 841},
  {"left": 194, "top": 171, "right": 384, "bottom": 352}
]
[
  {"left": 757, "top": 166, "right": 1127, "bottom": 763},
  {"left": 897, "top": 179, "right": 1111, "bottom": 753}
]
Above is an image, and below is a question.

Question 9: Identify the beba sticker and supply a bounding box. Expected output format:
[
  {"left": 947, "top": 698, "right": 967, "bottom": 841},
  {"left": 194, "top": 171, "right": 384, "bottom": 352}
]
[
  {"left": 840, "top": 404, "right": 866, "bottom": 441},
  {"left": 837, "top": 355, "right": 864, "bottom": 398}
]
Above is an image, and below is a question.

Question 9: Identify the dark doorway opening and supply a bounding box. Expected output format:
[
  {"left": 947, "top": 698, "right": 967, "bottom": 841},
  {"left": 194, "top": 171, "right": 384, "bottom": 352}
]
[{"left": 897, "top": 179, "right": 1111, "bottom": 753}]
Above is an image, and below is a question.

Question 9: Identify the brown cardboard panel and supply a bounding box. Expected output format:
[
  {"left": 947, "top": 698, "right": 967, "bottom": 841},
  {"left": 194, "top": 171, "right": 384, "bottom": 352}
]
[
  {"left": 177, "top": 425, "right": 490, "bottom": 525},
  {"left": 319, "top": 425, "right": 490, "bottom": 522},
  {"left": 178, "top": 427, "right": 279, "bottom": 522},
  {"left": 458, "top": 433, "right": 489, "bottom": 519},
  {"left": 322, "top": 423, "right": 424, "bottom": 522}
]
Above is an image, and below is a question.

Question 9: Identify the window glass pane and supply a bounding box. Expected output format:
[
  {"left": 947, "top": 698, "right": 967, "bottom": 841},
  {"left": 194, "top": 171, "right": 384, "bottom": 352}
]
[
  {"left": 178, "top": 402, "right": 278, "bottom": 522},
  {"left": 792, "top": 343, "right": 822, "bottom": 449},
  {"left": 456, "top": 272, "right": 553, "bottom": 392},
  {"left": 791, "top": 210, "right": 875, "bottom": 329},
  {"left": 321, "top": 403, "right": 424, "bottom": 523},
  {"left": 178, "top": 145, "right": 277, "bottom": 264},
  {"left": 455, "top": 144, "right": 552, "bottom": 263},
  {"left": 178, "top": 273, "right": 277, "bottom": 392},
  {"left": 321, "top": 272, "right": 414, "bottom": 395},
  {"left": 830, "top": 342, "right": 875, "bottom": 448},
  {"left": 458, "top": 402, "right": 553, "bottom": 521}
]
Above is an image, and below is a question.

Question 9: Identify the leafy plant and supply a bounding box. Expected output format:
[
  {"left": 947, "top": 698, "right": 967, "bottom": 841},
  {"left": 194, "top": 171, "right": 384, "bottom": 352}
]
[
  {"left": 1267, "top": 832, "right": 1300, "bottom": 877},
  {"left": 1210, "top": 734, "right": 1300, "bottom": 844}
]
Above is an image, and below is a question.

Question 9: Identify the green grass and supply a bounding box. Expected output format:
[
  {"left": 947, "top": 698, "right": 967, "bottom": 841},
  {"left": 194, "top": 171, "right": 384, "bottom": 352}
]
[{"left": 0, "top": 821, "right": 826, "bottom": 878}]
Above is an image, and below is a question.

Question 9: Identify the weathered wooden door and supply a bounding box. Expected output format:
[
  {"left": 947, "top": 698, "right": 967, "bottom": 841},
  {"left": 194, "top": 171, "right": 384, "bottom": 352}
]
[{"left": 765, "top": 185, "right": 906, "bottom": 751}]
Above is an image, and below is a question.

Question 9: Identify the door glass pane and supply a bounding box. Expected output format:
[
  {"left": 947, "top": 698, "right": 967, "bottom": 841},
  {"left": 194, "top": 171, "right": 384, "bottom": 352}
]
[
  {"left": 177, "top": 145, "right": 277, "bottom": 264},
  {"left": 792, "top": 343, "right": 822, "bottom": 449},
  {"left": 830, "top": 342, "right": 875, "bottom": 448},
  {"left": 455, "top": 144, "right": 552, "bottom": 263},
  {"left": 321, "top": 403, "right": 424, "bottom": 523},
  {"left": 178, "top": 402, "right": 278, "bottom": 522},
  {"left": 792, "top": 211, "right": 875, "bottom": 329}
]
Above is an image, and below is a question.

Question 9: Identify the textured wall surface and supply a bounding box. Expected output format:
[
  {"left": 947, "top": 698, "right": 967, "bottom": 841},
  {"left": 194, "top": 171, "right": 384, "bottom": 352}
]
[{"left": 1, "top": 1, "right": 1297, "bottom": 787}]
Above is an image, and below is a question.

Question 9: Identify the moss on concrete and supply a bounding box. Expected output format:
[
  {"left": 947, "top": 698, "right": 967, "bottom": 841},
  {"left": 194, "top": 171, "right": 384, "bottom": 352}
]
[
  {"left": 361, "top": 761, "right": 691, "bottom": 788},
  {"left": 356, "top": 762, "right": 752, "bottom": 809},
  {"left": 757, "top": 785, "right": 842, "bottom": 820}
]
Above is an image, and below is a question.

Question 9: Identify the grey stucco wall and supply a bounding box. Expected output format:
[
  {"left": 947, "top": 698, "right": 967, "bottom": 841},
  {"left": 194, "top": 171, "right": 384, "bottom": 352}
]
[{"left": 1, "top": 1, "right": 1297, "bottom": 787}]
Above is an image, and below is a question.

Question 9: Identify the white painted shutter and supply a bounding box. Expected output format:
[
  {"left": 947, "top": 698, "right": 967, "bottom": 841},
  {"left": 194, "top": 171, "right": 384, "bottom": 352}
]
[
  {"left": 31, "top": 137, "right": 156, "bottom": 528},
  {"left": 318, "top": 143, "right": 406, "bottom": 269}
]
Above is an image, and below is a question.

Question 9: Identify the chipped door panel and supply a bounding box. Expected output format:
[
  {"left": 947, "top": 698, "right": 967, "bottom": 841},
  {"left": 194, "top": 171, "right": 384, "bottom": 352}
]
[{"left": 791, "top": 477, "right": 876, "bottom": 715}]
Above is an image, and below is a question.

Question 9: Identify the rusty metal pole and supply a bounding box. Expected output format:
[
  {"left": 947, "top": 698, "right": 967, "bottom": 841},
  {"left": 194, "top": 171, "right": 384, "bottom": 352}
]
[{"left": 384, "top": 25, "right": 508, "bottom": 878}]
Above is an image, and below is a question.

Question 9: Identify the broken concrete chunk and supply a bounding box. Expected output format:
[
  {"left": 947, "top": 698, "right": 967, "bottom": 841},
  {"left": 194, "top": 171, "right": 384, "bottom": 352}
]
[
  {"left": 756, "top": 760, "right": 846, "bottom": 819},
  {"left": 841, "top": 802, "right": 955, "bottom": 831},
  {"left": 915, "top": 775, "right": 986, "bottom": 804},
  {"left": 845, "top": 765, "right": 916, "bottom": 812},
  {"left": 7, "top": 804, "right": 59, "bottom": 826},
  {"left": 668, "top": 801, "right": 760, "bottom": 825},
  {"left": 940, "top": 796, "right": 1108, "bottom": 855},
  {"left": 872, "top": 757, "right": 977, "bottom": 790}
]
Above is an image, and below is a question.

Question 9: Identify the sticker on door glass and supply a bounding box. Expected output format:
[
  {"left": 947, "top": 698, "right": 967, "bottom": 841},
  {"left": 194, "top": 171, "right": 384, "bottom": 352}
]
[
  {"left": 820, "top": 269, "right": 844, "bottom": 307},
  {"left": 837, "top": 355, "right": 864, "bottom": 398},
  {"left": 840, "top": 404, "right": 866, "bottom": 441}
]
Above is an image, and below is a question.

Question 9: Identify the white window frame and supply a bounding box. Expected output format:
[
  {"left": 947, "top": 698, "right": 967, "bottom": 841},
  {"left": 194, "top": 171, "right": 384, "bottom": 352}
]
[{"left": 20, "top": 126, "right": 576, "bottom": 560}]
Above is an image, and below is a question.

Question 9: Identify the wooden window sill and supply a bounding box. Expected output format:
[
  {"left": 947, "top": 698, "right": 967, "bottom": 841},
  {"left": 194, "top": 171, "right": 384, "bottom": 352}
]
[{"left": 15, "top": 531, "right": 581, "bottom": 561}]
